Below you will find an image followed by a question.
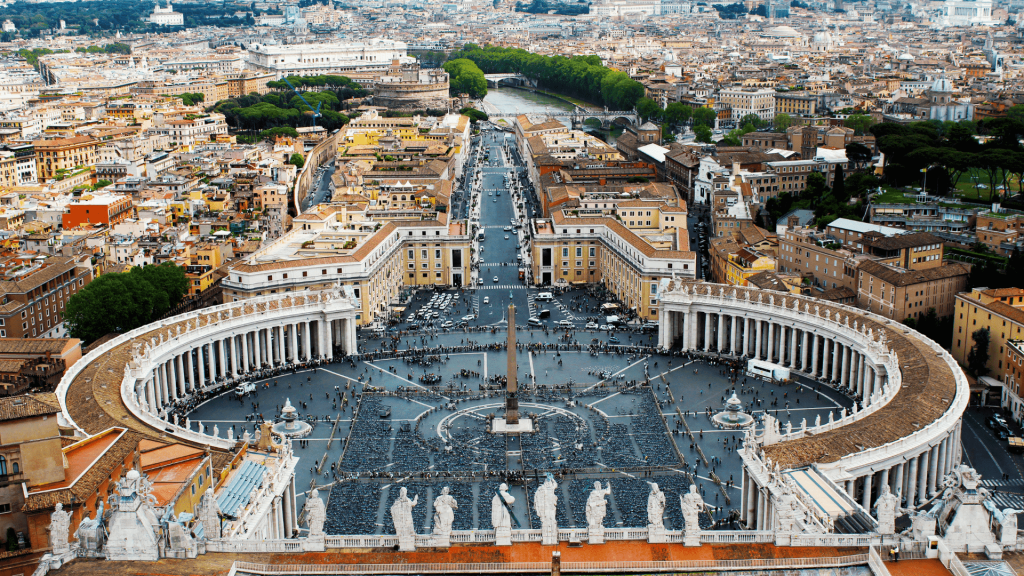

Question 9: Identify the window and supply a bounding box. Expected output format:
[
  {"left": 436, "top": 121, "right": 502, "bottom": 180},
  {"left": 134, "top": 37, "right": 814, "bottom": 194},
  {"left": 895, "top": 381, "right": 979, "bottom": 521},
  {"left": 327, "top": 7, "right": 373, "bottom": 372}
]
[
  {"left": 0, "top": 456, "right": 6, "bottom": 475},
  {"left": 0, "top": 504, "right": 9, "bottom": 514}
]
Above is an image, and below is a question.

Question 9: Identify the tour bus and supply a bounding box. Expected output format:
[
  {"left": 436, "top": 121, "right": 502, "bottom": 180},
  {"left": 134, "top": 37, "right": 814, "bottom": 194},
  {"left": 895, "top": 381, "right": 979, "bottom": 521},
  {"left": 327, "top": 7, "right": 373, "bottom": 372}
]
[{"left": 536, "top": 292, "right": 553, "bottom": 302}]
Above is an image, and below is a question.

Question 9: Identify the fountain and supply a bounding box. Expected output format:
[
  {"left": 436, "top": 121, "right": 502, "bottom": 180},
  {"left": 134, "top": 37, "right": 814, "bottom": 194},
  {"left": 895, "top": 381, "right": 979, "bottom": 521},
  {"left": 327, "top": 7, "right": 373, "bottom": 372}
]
[
  {"left": 711, "top": 391, "right": 754, "bottom": 429},
  {"left": 270, "top": 398, "right": 313, "bottom": 438}
]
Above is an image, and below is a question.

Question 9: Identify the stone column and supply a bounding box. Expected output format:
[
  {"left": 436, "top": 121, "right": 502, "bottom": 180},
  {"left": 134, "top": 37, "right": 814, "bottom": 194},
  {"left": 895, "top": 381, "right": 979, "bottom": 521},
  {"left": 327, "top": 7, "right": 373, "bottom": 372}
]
[
  {"left": 879, "top": 468, "right": 889, "bottom": 500},
  {"left": 789, "top": 325, "right": 798, "bottom": 367},
  {"left": 802, "top": 330, "right": 810, "bottom": 372},
  {"left": 916, "top": 451, "right": 929, "bottom": 505},
  {"left": 811, "top": 334, "right": 820, "bottom": 377},
  {"left": 703, "top": 312, "right": 711, "bottom": 352},
  {"left": 185, "top": 349, "right": 196, "bottom": 391},
  {"left": 895, "top": 462, "right": 906, "bottom": 503},
  {"left": 146, "top": 377, "right": 157, "bottom": 413},
  {"left": 731, "top": 315, "right": 740, "bottom": 354},
  {"left": 288, "top": 324, "right": 297, "bottom": 361},
  {"left": 927, "top": 444, "right": 940, "bottom": 496},
  {"left": 767, "top": 322, "right": 775, "bottom": 363},
  {"left": 756, "top": 489, "right": 765, "bottom": 530},
  {"left": 717, "top": 313, "right": 725, "bottom": 352},
  {"left": 936, "top": 439, "right": 948, "bottom": 488},
  {"left": 840, "top": 346, "right": 850, "bottom": 389},
  {"left": 196, "top": 344, "right": 206, "bottom": 388},
  {"left": 276, "top": 326, "right": 285, "bottom": 364},
  {"left": 857, "top": 354, "right": 866, "bottom": 397},
  {"left": 166, "top": 361, "right": 177, "bottom": 401},
  {"left": 242, "top": 332, "right": 251, "bottom": 374},
  {"left": 176, "top": 355, "right": 186, "bottom": 397},
  {"left": 745, "top": 317, "right": 753, "bottom": 354},
  {"left": 846, "top": 480, "right": 854, "bottom": 498},
  {"left": 874, "top": 368, "right": 883, "bottom": 400},
  {"left": 283, "top": 486, "right": 293, "bottom": 538},
  {"left": 862, "top": 473, "right": 872, "bottom": 511},
  {"left": 302, "top": 322, "right": 311, "bottom": 360}
]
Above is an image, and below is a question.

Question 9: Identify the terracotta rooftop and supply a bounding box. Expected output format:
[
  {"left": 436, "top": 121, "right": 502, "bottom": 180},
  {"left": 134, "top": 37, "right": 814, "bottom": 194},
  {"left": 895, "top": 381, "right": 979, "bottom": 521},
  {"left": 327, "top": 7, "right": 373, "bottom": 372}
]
[
  {"left": 0, "top": 393, "right": 60, "bottom": 421},
  {"left": 48, "top": 542, "right": 868, "bottom": 576}
]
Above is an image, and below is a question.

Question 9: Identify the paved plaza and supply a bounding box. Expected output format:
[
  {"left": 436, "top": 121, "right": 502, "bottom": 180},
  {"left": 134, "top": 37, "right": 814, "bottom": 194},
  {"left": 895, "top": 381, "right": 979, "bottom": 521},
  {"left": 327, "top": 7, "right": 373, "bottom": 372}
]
[{"left": 186, "top": 326, "right": 855, "bottom": 535}]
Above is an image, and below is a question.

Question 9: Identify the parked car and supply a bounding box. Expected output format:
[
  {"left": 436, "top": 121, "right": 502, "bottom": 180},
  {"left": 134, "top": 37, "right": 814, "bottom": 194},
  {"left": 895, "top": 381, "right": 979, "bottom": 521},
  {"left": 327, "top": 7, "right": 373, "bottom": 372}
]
[
  {"left": 586, "top": 321, "right": 599, "bottom": 329},
  {"left": 557, "top": 320, "right": 573, "bottom": 327},
  {"left": 608, "top": 336, "right": 620, "bottom": 344}
]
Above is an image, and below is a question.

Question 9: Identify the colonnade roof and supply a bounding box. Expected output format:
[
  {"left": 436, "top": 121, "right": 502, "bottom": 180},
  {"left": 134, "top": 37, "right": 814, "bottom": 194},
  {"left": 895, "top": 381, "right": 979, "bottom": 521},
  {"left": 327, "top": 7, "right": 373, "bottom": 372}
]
[
  {"left": 62, "top": 295, "right": 327, "bottom": 475},
  {"left": 665, "top": 281, "right": 961, "bottom": 470}
]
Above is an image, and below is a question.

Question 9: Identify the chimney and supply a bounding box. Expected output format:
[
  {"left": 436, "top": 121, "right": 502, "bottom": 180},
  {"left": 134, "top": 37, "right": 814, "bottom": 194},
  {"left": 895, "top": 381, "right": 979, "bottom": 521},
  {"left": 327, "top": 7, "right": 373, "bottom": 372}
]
[{"left": 787, "top": 214, "right": 799, "bottom": 230}]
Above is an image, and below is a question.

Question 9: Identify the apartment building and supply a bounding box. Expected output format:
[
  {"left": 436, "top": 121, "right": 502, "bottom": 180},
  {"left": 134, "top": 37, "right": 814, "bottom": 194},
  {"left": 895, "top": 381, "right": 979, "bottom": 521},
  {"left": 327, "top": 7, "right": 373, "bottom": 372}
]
[
  {"left": 952, "top": 287, "right": 1024, "bottom": 386},
  {"left": 62, "top": 193, "right": 134, "bottom": 229},
  {"left": 32, "top": 135, "right": 98, "bottom": 181},
  {"left": 719, "top": 87, "right": 776, "bottom": 122},
  {"left": 774, "top": 93, "right": 818, "bottom": 117},
  {"left": 531, "top": 209, "right": 695, "bottom": 320},
  {"left": 0, "top": 256, "right": 93, "bottom": 339},
  {"left": 855, "top": 260, "right": 969, "bottom": 321},
  {"left": 221, "top": 208, "right": 470, "bottom": 325},
  {"left": 974, "top": 211, "right": 1023, "bottom": 256},
  {"left": 1004, "top": 339, "right": 1024, "bottom": 422}
]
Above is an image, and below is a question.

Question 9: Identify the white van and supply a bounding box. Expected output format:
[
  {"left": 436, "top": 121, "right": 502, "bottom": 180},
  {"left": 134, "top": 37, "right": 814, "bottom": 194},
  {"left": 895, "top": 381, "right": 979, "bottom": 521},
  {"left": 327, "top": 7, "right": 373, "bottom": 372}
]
[{"left": 536, "top": 292, "right": 553, "bottom": 302}]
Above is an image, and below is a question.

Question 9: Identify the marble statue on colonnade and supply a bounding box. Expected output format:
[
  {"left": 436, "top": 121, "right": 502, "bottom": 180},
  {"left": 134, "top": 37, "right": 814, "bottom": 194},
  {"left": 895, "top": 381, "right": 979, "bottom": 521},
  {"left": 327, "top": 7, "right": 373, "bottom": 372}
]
[
  {"left": 492, "top": 483, "right": 514, "bottom": 546},
  {"left": 586, "top": 481, "right": 612, "bottom": 544},
  {"left": 302, "top": 489, "right": 326, "bottom": 539},
  {"left": 535, "top": 473, "right": 558, "bottom": 546},
  {"left": 647, "top": 482, "right": 667, "bottom": 543},
  {"left": 681, "top": 484, "right": 705, "bottom": 547},
  {"left": 391, "top": 487, "right": 418, "bottom": 552},
  {"left": 431, "top": 487, "right": 457, "bottom": 547},
  {"left": 874, "top": 484, "right": 899, "bottom": 535}
]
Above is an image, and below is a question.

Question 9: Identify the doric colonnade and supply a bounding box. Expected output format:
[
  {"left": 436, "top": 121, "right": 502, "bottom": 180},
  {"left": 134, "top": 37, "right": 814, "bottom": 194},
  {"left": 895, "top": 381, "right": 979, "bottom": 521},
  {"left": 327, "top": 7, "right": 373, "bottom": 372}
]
[{"left": 658, "top": 282, "right": 968, "bottom": 531}]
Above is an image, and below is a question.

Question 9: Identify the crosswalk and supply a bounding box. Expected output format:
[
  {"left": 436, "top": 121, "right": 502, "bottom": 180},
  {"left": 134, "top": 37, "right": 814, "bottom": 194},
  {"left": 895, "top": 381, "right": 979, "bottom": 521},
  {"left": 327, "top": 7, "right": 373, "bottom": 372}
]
[
  {"left": 986, "top": 491, "right": 1024, "bottom": 510},
  {"left": 981, "top": 479, "right": 1024, "bottom": 487},
  {"left": 477, "top": 284, "right": 528, "bottom": 290}
]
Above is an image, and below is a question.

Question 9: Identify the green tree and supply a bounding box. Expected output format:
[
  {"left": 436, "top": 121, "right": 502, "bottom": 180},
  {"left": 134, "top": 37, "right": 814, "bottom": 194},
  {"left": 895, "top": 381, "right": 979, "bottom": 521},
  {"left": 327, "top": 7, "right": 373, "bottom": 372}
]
[
  {"left": 65, "top": 264, "right": 188, "bottom": 344},
  {"left": 832, "top": 163, "right": 846, "bottom": 201},
  {"left": 845, "top": 142, "right": 872, "bottom": 170},
  {"left": 738, "top": 113, "right": 765, "bottom": 129},
  {"left": 443, "top": 58, "right": 488, "bottom": 98},
  {"left": 693, "top": 124, "right": 713, "bottom": 143},
  {"left": 664, "top": 102, "right": 692, "bottom": 127},
  {"left": 289, "top": 153, "right": 305, "bottom": 169},
  {"left": 636, "top": 97, "right": 663, "bottom": 123},
  {"left": 1007, "top": 104, "right": 1024, "bottom": 126},
  {"left": 773, "top": 113, "right": 792, "bottom": 131},
  {"left": 844, "top": 113, "right": 875, "bottom": 135},
  {"left": 692, "top": 107, "right": 717, "bottom": 129},
  {"left": 967, "top": 327, "right": 991, "bottom": 377}
]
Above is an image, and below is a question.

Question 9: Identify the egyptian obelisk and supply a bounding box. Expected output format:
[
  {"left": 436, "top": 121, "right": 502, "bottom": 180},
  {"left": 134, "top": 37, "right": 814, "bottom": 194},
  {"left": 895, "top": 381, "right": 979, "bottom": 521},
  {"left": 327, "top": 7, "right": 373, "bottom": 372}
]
[{"left": 506, "top": 303, "right": 519, "bottom": 425}]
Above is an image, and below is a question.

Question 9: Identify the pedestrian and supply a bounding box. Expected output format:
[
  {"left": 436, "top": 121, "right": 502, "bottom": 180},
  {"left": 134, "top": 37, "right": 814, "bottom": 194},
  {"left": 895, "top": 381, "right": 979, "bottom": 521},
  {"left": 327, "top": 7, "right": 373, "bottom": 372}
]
[{"left": 892, "top": 544, "right": 899, "bottom": 562}]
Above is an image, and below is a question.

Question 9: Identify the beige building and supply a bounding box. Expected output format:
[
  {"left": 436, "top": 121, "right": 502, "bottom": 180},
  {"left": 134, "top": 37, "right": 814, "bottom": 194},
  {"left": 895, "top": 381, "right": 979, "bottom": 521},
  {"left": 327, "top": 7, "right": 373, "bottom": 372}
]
[
  {"left": 222, "top": 207, "right": 470, "bottom": 325},
  {"left": 855, "top": 260, "right": 969, "bottom": 321},
  {"left": 952, "top": 287, "right": 1024, "bottom": 385}
]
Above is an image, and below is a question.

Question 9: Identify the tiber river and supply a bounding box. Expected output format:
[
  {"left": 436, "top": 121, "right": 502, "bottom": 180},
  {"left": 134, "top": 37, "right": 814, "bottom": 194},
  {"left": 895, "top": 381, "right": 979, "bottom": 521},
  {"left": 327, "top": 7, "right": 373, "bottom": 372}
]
[{"left": 480, "top": 86, "right": 619, "bottom": 145}]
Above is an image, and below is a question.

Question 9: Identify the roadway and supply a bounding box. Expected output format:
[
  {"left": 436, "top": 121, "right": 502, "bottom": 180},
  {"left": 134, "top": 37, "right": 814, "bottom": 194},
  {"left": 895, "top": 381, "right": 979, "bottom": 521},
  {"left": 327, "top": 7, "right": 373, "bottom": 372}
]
[{"left": 303, "top": 160, "right": 336, "bottom": 211}]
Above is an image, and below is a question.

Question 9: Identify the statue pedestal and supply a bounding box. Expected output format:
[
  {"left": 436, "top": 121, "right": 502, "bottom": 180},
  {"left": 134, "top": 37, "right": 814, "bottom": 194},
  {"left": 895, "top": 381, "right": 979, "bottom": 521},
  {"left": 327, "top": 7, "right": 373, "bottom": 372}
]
[
  {"left": 302, "top": 535, "right": 326, "bottom": 552},
  {"left": 647, "top": 525, "right": 666, "bottom": 544},
  {"left": 432, "top": 533, "right": 451, "bottom": 548},
  {"left": 683, "top": 529, "right": 701, "bottom": 547},
  {"left": 397, "top": 535, "right": 416, "bottom": 552},
  {"left": 588, "top": 527, "right": 604, "bottom": 545},
  {"left": 495, "top": 526, "right": 512, "bottom": 546},
  {"left": 492, "top": 418, "right": 533, "bottom": 434},
  {"left": 542, "top": 528, "right": 557, "bottom": 546}
]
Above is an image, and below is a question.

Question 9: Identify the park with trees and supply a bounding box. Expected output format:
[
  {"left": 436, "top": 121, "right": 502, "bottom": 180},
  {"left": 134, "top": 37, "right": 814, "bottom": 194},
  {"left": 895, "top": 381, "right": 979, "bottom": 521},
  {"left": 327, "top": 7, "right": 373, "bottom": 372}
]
[{"left": 212, "top": 75, "right": 368, "bottom": 136}]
